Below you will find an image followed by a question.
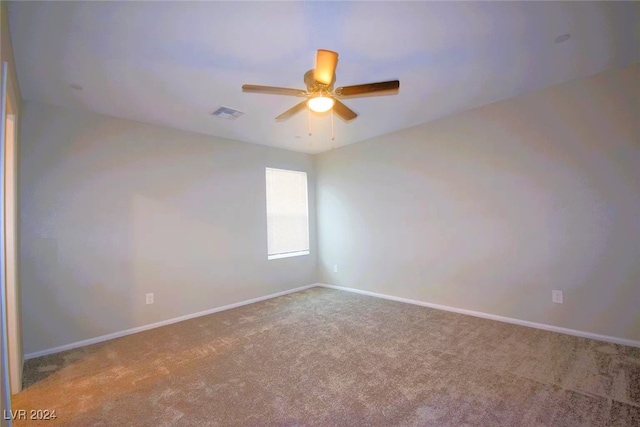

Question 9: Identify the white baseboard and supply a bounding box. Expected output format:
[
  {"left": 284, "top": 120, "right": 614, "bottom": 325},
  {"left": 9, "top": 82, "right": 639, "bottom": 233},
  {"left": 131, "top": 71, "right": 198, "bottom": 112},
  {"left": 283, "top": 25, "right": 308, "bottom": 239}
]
[
  {"left": 25, "top": 284, "right": 320, "bottom": 360},
  {"left": 26, "top": 282, "right": 639, "bottom": 359},
  {"left": 318, "top": 284, "right": 640, "bottom": 349}
]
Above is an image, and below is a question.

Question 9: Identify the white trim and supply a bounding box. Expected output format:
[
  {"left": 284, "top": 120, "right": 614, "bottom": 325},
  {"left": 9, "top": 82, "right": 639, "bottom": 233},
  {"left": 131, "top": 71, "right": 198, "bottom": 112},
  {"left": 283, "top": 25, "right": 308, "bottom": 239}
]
[
  {"left": 0, "top": 60, "right": 13, "bottom": 425},
  {"left": 26, "top": 282, "right": 639, "bottom": 360},
  {"left": 25, "top": 284, "right": 319, "bottom": 360},
  {"left": 317, "top": 284, "right": 640, "bottom": 349},
  {"left": 268, "top": 250, "right": 310, "bottom": 260},
  {"left": 4, "top": 113, "right": 21, "bottom": 394}
]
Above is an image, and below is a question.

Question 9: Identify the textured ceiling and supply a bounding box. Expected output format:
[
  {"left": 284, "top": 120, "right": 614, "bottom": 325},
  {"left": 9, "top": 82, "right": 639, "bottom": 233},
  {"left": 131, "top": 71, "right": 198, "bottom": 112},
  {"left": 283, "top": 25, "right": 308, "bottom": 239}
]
[{"left": 7, "top": 1, "right": 640, "bottom": 154}]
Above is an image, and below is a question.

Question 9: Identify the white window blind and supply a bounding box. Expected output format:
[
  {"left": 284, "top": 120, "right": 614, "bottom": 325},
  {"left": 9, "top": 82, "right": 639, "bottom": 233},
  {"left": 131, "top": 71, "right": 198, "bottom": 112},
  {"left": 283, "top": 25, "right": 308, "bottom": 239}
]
[{"left": 266, "top": 168, "right": 310, "bottom": 260}]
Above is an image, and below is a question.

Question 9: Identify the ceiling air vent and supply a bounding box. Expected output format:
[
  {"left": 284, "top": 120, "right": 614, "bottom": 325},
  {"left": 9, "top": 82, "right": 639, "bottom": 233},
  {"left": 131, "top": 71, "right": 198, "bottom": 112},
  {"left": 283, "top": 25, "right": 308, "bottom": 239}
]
[{"left": 212, "top": 106, "right": 244, "bottom": 120}]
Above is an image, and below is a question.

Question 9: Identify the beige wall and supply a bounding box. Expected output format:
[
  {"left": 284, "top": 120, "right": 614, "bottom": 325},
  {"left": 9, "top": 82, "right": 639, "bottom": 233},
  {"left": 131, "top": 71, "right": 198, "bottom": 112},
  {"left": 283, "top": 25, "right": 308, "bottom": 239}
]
[
  {"left": 20, "top": 101, "right": 318, "bottom": 355},
  {"left": 316, "top": 64, "right": 640, "bottom": 342}
]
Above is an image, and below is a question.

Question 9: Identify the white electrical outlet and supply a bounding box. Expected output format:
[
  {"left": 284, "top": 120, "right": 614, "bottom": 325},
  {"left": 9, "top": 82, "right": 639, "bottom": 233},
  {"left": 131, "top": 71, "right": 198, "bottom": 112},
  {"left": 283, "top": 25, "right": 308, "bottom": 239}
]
[
  {"left": 552, "top": 290, "right": 563, "bottom": 304},
  {"left": 146, "top": 293, "right": 154, "bottom": 305},
  {"left": 333, "top": 264, "right": 338, "bottom": 273}
]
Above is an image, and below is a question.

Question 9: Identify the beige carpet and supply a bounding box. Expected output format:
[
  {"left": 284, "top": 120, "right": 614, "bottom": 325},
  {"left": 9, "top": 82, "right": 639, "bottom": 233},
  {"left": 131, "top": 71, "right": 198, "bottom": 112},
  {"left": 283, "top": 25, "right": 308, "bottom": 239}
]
[{"left": 12, "top": 287, "right": 640, "bottom": 426}]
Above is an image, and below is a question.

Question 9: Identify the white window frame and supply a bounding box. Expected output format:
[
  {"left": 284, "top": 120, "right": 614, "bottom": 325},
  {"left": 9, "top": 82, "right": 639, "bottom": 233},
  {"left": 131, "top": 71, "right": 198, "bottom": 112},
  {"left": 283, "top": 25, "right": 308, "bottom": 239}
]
[{"left": 265, "top": 167, "right": 310, "bottom": 260}]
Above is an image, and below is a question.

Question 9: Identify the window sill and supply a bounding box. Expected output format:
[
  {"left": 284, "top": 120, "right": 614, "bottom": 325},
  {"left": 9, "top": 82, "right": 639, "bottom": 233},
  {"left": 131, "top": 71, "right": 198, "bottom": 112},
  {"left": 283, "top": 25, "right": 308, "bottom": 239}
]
[{"left": 268, "top": 251, "right": 310, "bottom": 260}]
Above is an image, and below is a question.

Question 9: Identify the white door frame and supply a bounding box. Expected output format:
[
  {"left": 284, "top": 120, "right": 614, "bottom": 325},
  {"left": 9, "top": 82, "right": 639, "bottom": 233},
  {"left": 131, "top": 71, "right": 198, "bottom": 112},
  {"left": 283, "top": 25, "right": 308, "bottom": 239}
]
[
  {"left": 1, "top": 60, "right": 14, "bottom": 425},
  {"left": 4, "top": 107, "right": 20, "bottom": 394}
]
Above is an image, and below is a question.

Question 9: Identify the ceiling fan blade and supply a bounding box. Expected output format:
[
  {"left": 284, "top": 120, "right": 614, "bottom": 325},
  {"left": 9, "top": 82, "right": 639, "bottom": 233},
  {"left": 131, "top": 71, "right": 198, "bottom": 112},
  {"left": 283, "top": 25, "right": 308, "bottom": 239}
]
[
  {"left": 314, "top": 49, "right": 338, "bottom": 85},
  {"left": 242, "top": 84, "right": 307, "bottom": 97},
  {"left": 335, "top": 80, "right": 400, "bottom": 97},
  {"left": 332, "top": 99, "right": 357, "bottom": 122},
  {"left": 275, "top": 100, "right": 308, "bottom": 121}
]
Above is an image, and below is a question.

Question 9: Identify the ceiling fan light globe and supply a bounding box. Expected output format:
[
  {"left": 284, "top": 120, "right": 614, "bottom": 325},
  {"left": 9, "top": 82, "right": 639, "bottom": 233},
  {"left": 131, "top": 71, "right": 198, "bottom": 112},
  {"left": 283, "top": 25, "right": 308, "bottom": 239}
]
[{"left": 308, "top": 96, "right": 335, "bottom": 113}]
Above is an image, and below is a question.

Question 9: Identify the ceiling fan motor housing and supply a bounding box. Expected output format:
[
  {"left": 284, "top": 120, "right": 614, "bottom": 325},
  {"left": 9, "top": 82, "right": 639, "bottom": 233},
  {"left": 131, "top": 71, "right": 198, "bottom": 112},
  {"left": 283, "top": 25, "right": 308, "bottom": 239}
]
[{"left": 304, "top": 70, "right": 335, "bottom": 94}]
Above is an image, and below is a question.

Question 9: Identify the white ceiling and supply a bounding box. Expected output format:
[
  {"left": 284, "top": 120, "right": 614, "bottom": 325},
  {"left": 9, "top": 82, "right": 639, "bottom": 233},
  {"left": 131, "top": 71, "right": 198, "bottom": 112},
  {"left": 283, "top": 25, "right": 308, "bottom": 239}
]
[{"left": 8, "top": 1, "right": 640, "bottom": 154}]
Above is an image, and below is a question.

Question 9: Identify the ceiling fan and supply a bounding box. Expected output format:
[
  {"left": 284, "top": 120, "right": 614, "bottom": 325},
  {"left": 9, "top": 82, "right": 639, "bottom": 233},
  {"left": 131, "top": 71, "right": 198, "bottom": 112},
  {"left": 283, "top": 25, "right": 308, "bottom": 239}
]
[{"left": 242, "top": 49, "right": 400, "bottom": 122}]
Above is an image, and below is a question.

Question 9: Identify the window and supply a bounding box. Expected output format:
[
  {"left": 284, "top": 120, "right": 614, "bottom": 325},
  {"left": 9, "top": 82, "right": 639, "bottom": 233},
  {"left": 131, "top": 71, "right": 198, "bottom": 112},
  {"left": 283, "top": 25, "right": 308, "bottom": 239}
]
[{"left": 265, "top": 168, "right": 310, "bottom": 260}]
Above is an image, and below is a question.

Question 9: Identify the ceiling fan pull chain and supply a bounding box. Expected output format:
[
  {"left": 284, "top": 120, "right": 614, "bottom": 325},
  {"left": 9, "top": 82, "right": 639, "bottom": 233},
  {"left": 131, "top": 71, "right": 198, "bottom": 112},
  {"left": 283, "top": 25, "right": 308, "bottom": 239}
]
[
  {"left": 308, "top": 107, "right": 312, "bottom": 136},
  {"left": 331, "top": 109, "right": 335, "bottom": 141}
]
